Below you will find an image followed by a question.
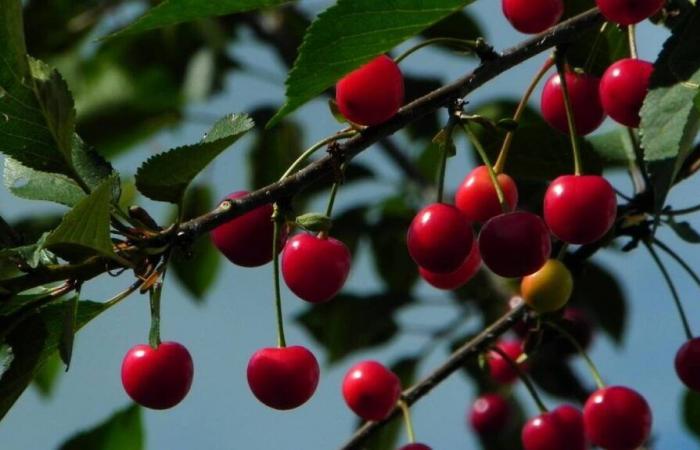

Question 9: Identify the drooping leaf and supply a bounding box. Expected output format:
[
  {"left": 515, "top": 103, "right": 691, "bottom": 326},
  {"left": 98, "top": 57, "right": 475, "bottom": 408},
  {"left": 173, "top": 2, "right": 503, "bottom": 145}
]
[
  {"left": 248, "top": 108, "right": 303, "bottom": 189},
  {"left": 641, "top": 8, "right": 700, "bottom": 216},
  {"left": 32, "top": 352, "right": 61, "bottom": 397},
  {"left": 403, "top": 76, "right": 444, "bottom": 141},
  {"left": 326, "top": 206, "right": 367, "bottom": 257},
  {"left": 0, "top": 345, "right": 13, "bottom": 381},
  {"left": 530, "top": 354, "right": 590, "bottom": 403},
  {"left": 683, "top": 389, "right": 700, "bottom": 439},
  {"left": 58, "top": 295, "right": 78, "bottom": 370},
  {"left": 44, "top": 176, "right": 119, "bottom": 261},
  {"left": 269, "top": 0, "right": 475, "bottom": 126},
  {"left": 110, "top": 0, "right": 290, "bottom": 39},
  {"left": 587, "top": 129, "right": 636, "bottom": 166},
  {"left": 3, "top": 157, "right": 85, "bottom": 207},
  {"left": 135, "top": 113, "right": 254, "bottom": 203},
  {"left": 58, "top": 404, "right": 144, "bottom": 450},
  {"left": 421, "top": 9, "right": 483, "bottom": 48},
  {"left": 566, "top": 20, "right": 630, "bottom": 76},
  {"left": 667, "top": 217, "right": 700, "bottom": 244}
]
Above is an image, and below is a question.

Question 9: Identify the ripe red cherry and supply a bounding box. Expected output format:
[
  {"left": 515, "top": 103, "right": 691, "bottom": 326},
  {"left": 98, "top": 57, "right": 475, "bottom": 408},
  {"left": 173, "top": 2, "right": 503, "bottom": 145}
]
[
  {"left": 407, "top": 203, "right": 474, "bottom": 274},
  {"left": 342, "top": 360, "right": 401, "bottom": 421},
  {"left": 281, "top": 233, "right": 351, "bottom": 303},
  {"left": 541, "top": 72, "right": 605, "bottom": 135},
  {"left": 469, "top": 393, "right": 511, "bottom": 435},
  {"left": 121, "top": 341, "right": 194, "bottom": 410},
  {"left": 675, "top": 337, "right": 700, "bottom": 391},
  {"left": 478, "top": 212, "right": 551, "bottom": 278},
  {"left": 522, "top": 405, "right": 586, "bottom": 450},
  {"left": 488, "top": 340, "right": 527, "bottom": 384},
  {"left": 419, "top": 234, "right": 481, "bottom": 290},
  {"left": 397, "top": 444, "right": 431, "bottom": 450},
  {"left": 543, "top": 175, "right": 617, "bottom": 245},
  {"left": 247, "top": 346, "right": 320, "bottom": 410},
  {"left": 502, "top": 0, "right": 564, "bottom": 34},
  {"left": 583, "top": 386, "right": 652, "bottom": 450},
  {"left": 336, "top": 55, "right": 404, "bottom": 126},
  {"left": 210, "top": 191, "right": 286, "bottom": 267},
  {"left": 596, "top": 0, "right": 665, "bottom": 25},
  {"left": 455, "top": 165, "right": 519, "bottom": 223},
  {"left": 600, "top": 58, "right": 654, "bottom": 127}
]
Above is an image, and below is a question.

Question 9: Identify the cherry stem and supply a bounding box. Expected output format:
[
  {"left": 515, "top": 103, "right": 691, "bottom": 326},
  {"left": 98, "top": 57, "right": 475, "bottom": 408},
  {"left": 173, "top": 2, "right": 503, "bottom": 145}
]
[
  {"left": 398, "top": 400, "right": 416, "bottom": 443},
  {"left": 272, "top": 206, "right": 287, "bottom": 348},
  {"left": 325, "top": 164, "right": 345, "bottom": 218},
  {"left": 279, "top": 130, "right": 357, "bottom": 181},
  {"left": 663, "top": 204, "right": 700, "bottom": 216},
  {"left": 653, "top": 238, "right": 700, "bottom": 289},
  {"left": 436, "top": 131, "right": 451, "bottom": 204},
  {"left": 105, "top": 278, "right": 146, "bottom": 308},
  {"left": 462, "top": 122, "right": 509, "bottom": 212},
  {"left": 493, "top": 56, "right": 555, "bottom": 174},
  {"left": 394, "top": 38, "right": 482, "bottom": 64},
  {"left": 148, "top": 281, "right": 162, "bottom": 348},
  {"left": 489, "top": 345, "right": 548, "bottom": 413},
  {"left": 545, "top": 320, "right": 605, "bottom": 389},
  {"left": 554, "top": 51, "right": 584, "bottom": 176},
  {"left": 628, "top": 25, "right": 638, "bottom": 59},
  {"left": 644, "top": 242, "right": 694, "bottom": 340}
]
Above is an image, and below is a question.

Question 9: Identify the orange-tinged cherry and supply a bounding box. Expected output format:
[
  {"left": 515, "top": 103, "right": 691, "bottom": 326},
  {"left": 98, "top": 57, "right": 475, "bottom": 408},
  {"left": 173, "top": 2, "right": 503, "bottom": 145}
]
[
  {"left": 502, "top": 0, "right": 564, "bottom": 34},
  {"left": 455, "top": 165, "right": 519, "bottom": 223},
  {"left": 419, "top": 234, "right": 481, "bottom": 290},
  {"left": 521, "top": 259, "right": 573, "bottom": 313},
  {"left": 600, "top": 58, "right": 654, "bottom": 128},
  {"left": 541, "top": 71, "right": 605, "bottom": 136},
  {"left": 342, "top": 360, "right": 401, "bottom": 421}
]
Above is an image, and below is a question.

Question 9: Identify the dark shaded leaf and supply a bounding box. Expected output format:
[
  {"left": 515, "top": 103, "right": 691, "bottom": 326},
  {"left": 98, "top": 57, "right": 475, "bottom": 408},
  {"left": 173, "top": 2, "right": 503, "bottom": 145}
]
[
  {"left": 587, "top": 129, "right": 636, "bottom": 166},
  {"left": 421, "top": 10, "right": 483, "bottom": 47},
  {"left": 58, "top": 404, "right": 143, "bottom": 450},
  {"left": 0, "top": 345, "right": 13, "bottom": 380},
  {"left": 32, "top": 353, "right": 61, "bottom": 397},
  {"left": 58, "top": 296, "right": 78, "bottom": 370},
  {"left": 328, "top": 206, "right": 367, "bottom": 257},
  {"left": 683, "top": 389, "right": 700, "bottom": 439},
  {"left": 403, "top": 76, "right": 443, "bottom": 141},
  {"left": 529, "top": 354, "right": 590, "bottom": 403},
  {"left": 248, "top": 108, "right": 303, "bottom": 190},
  {"left": 667, "top": 217, "right": 700, "bottom": 243}
]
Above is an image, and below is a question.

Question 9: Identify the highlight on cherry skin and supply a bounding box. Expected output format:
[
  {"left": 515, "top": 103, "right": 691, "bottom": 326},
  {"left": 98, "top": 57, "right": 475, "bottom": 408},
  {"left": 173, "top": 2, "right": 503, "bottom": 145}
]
[
  {"left": 596, "top": 0, "right": 665, "bottom": 25},
  {"left": 121, "top": 341, "right": 194, "bottom": 410},
  {"left": 469, "top": 393, "right": 511, "bottom": 435},
  {"left": 599, "top": 58, "right": 654, "bottom": 128},
  {"left": 488, "top": 339, "right": 527, "bottom": 384},
  {"left": 342, "top": 360, "right": 402, "bottom": 421},
  {"left": 281, "top": 232, "right": 352, "bottom": 303},
  {"left": 583, "top": 385, "right": 652, "bottom": 450},
  {"left": 335, "top": 55, "right": 404, "bottom": 126},
  {"left": 502, "top": 0, "right": 564, "bottom": 34},
  {"left": 419, "top": 232, "right": 481, "bottom": 290},
  {"left": 210, "top": 191, "right": 286, "bottom": 267},
  {"left": 541, "top": 71, "right": 606, "bottom": 136},
  {"left": 522, "top": 405, "right": 586, "bottom": 450},
  {"left": 407, "top": 202, "right": 474, "bottom": 274},
  {"left": 246, "top": 345, "right": 320, "bottom": 410},
  {"left": 455, "top": 165, "right": 519, "bottom": 223},
  {"left": 675, "top": 337, "right": 700, "bottom": 392}
]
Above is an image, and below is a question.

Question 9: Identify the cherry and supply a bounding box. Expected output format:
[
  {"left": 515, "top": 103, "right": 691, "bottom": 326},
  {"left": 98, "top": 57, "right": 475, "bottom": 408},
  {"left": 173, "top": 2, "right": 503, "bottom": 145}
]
[
  {"left": 543, "top": 175, "right": 617, "bottom": 245},
  {"left": 469, "top": 393, "right": 511, "bottom": 435},
  {"left": 335, "top": 55, "right": 404, "bottom": 126},
  {"left": 210, "top": 191, "right": 286, "bottom": 267},
  {"left": 583, "top": 386, "right": 652, "bottom": 450},
  {"left": 600, "top": 58, "right": 654, "bottom": 127},
  {"left": 342, "top": 360, "right": 401, "bottom": 421},
  {"left": 455, "top": 165, "right": 519, "bottom": 223},
  {"left": 502, "top": 0, "right": 564, "bottom": 34},
  {"left": 407, "top": 203, "right": 474, "bottom": 274},
  {"left": 121, "top": 341, "right": 194, "bottom": 410},
  {"left": 247, "top": 346, "right": 320, "bottom": 410},
  {"left": 478, "top": 211, "right": 551, "bottom": 278},
  {"left": 281, "top": 233, "right": 351, "bottom": 303},
  {"left": 596, "top": 0, "right": 665, "bottom": 25},
  {"left": 522, "top": 405, "right": 586, "bottom": 450},
  {"left": 397, "top": 444, "right": 431, "bottom": 450},
  {"left": 541, "top": 71, "right": 605, "bottom": 136},
  {"left": 675, "top": 337, "right": 700, "bottom": 391},
  {"left": 488, "top": 340, "right": 527, "bottom": 384},
  {"left": 419, "top": 234, "right": 481, "bottom": 290},
  {"left": 520, "top": 259, "right": 573, "bottom": 313}
]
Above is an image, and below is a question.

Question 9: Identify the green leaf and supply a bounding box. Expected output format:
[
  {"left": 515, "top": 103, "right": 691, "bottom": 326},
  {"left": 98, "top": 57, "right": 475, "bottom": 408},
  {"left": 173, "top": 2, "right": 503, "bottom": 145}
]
[
  {"left": 566, "top": 20, "right": 630, "bottom": 76},
  {"left": 45, "top": 177, "right": 119, "bottom": 261},
  {"left": 667, "top": 217, "right": 700, "bottom": 243},
  {"left": 683, "top": 389, "right": 700, "bottom": 439},
  {"left": 0, "top": 299, "right": 109, "bottom": 419},
  {"left": 421, "top": 10, "right": 483, "bottom": 48},
  {"left": 135, "top": 113, "right": 254, "bottom": 203},
  {"left": 110, "top": 0, "right": 290, "bottom": 39},
  {"left": 3, "top": 157, "right": 85, "bottom": 206},
  {"left": 0, "top": 345, "right": 13, "bottom": 380},
  {"left": 0, "top": 232, "right": 57, "bottom": 273},
  {"left": 641, "top": 8, "right": 700, "bottom": 216},
  {"left": 296, "top": 292, "right": 410, "bottom": 364},
  {"left": 695, "top": 89, "right": 700, "bottom": 112},
  {"left": 269, "top": 0, "right": 475, "bottom": 126},
  {"left": 58, "top": 404, "right": 144, "bottom": 450},
  {"left": 58, "top": 295, "right": 78, "bottom": 370},
  {"left": 587, "top": 129, "right": 636, "bottom": 166},
  {"left": 32, "top": 352, "right": 61, "bottom": 397}
]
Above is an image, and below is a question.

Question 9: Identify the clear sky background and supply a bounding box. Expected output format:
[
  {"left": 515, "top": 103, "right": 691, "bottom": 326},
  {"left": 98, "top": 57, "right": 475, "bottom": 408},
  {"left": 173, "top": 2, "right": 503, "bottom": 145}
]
[{"left": 2, "top": 1, "right": 700, "bottom": 449}]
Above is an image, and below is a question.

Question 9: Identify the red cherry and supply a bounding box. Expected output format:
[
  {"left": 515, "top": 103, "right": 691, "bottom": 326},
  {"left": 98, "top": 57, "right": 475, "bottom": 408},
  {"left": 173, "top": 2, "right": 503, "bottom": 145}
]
[
  {"left": 469, "top": 393, "right": 511, "bottom": 435},
  {"left": 596, "top": 0, "right": 665, "bottom": 25},
  {"left": 543, "top": 175, "right": 617, "bottom": 245},
  {"left": 541, "top": 72, "right": 605, "bottom": 136},
  {"left": 210, "top": 191, "right": 286, "bottom": 267},
  {"left": 488, "top": 340, "right": 527, "bottom": 384},
  {"left": 502, "top": 0, "right": 564, "bottom": 34},
  {"left": 522, "top": 405, "right": 586, "bottom": 450},
  {"left": 397, "top": 444, "right": 431, "bottom": 450},
  {"left": 583, "top": 386, "right": 652, "bottom": 450},
  {"left": 121, "top": 341, "right": 194, "bottom": 410},
  {"left": 336, "top": 55, "right": 404, "bottom": 126},
  {"left": 281, "top": 233, "right": 351, "bottom": 303},
  {"left": 342, "top": 360, "right": 401, "bottom": 421},
  {"left": 455, "top": 165, "right": 519, "bottom": 223},
  {"left": 419, "top": 234, "right": 481, "bottom": 290},
  {"left": 478, "top": 212, "right": 551, "bottom": 278},
  {"left": 600, "top": 58, "right": 654, "bottom": 127},
  {"left": 675, "top": 337, "right": 700, "bottom": 391},
  {"left": 407, "top": 203, "right": 474, "bottom": 274},
  {"left": 247, "top": 346, "right": 320, "bottom": 410}
]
